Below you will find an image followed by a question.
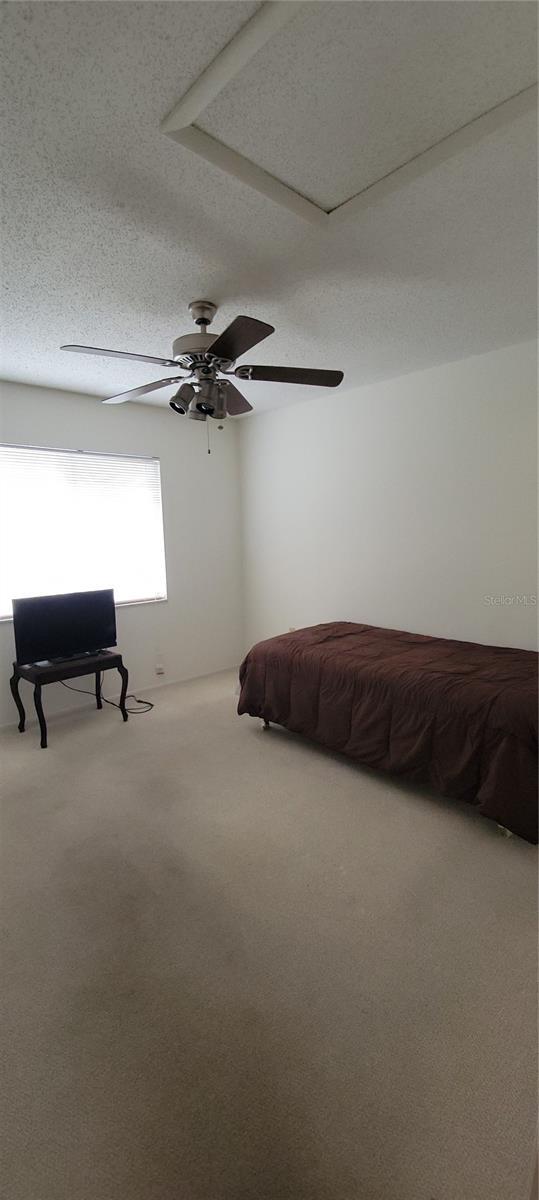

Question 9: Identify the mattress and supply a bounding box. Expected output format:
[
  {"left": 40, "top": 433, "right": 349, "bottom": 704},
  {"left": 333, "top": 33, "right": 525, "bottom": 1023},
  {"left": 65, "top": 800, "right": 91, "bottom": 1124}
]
[{"left": 238, "top": 622, "right": 538, "bottom": 842}]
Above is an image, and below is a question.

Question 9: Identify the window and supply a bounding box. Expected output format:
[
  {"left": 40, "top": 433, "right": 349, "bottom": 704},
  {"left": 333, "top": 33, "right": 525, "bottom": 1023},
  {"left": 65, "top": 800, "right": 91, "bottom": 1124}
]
[{"left": 0, "top": 444, "right": 167, "bottom": 619}]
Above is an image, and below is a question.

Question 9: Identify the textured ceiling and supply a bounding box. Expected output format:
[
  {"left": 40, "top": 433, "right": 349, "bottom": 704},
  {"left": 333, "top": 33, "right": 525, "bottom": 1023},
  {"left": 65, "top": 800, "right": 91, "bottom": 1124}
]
[
  {"left": 199, "top": 1, "right": 538, "bottom": 210},
  {"left": 0, "top": 1, "right": 536, "bottom": 416}
]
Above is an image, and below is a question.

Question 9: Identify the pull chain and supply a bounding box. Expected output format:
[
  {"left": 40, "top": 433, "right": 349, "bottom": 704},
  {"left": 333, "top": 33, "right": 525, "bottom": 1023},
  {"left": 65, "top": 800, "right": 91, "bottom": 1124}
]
[{"left": 207, "top": 420, "right": 211, "bottom": 455}]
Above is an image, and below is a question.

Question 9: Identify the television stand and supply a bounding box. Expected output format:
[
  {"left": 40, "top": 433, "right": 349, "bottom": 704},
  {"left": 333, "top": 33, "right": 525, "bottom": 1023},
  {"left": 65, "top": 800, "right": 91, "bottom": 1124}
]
[
  {"left": 10, "top": 650, "right": 128, "bottom": 748},
  {"left": 47, "top": 650, "right": 104, "bottom": 663}
]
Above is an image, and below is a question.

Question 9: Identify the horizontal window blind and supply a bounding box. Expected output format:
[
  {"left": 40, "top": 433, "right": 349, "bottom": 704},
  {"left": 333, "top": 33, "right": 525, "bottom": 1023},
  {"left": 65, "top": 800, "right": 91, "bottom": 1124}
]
[{"left": 0, "top": 444, "right": 167, "bottom": 619}]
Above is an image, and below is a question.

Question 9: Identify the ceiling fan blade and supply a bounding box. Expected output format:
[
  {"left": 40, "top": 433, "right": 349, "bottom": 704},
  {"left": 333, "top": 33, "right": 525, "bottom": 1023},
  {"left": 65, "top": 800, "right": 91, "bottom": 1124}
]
[
  {"left": 236, "top": 365, "right": 344, "bottom": 387},
  {"left": 208, "top": 316, "right": 274, "bottom": 363},
  {"left": 102, "top": 377, "right": 184, "bottom": 405},
  {"left": 222, "top": 382, "right": 253, "bottom": 416},
  {"left": 61, "top": 344, "right": 177, "bottom": 367}
]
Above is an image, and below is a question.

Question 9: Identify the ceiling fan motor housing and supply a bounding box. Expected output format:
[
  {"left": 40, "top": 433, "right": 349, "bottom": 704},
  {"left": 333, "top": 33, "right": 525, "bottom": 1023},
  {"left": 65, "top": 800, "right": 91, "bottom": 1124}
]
[
  {"left": 171, "top": 332, "right": 234, "bottom": 373},
  {"left": 172, "top": 331, "right": 215, "bottom": 359}
]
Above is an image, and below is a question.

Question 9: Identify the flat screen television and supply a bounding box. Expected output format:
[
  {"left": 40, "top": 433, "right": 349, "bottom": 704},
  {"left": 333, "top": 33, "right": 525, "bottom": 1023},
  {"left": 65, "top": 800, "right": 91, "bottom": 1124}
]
[{"left": 12, "top": 589, "right": 117, "bottom": 665}]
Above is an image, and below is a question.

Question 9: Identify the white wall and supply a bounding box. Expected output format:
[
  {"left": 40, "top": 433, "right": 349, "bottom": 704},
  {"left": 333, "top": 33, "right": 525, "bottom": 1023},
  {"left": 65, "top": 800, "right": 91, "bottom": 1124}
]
[
  {"left": 239, "top": 341, "right": 538, "bottom": 652},
  {"left": 0, "top": 381, "right": 243, "bottom": 726}
]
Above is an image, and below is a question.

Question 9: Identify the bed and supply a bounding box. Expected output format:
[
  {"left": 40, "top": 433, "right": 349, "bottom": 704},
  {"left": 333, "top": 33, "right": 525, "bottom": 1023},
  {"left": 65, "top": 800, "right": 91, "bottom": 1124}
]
[{"left": 238, "top": 622, "right": 538, "bottom": 843}]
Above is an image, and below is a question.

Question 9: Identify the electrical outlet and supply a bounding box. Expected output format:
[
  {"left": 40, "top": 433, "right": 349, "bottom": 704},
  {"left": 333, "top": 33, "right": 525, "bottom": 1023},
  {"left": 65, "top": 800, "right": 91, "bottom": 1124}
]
[{"left": 155, "top": 663, "right": 165, "bottom": 676}]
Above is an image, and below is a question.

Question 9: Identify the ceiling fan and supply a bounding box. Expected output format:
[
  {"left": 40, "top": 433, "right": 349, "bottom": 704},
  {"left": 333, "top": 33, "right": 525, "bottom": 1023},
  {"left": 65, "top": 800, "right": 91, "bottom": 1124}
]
[{"left": 61, "top": 301, "right": 344, "bottom": 420}]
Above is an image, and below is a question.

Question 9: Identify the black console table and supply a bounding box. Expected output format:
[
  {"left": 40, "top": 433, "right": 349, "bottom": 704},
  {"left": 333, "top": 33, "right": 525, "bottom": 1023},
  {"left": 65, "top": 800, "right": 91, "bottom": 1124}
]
[{"left": 10, "top": 650, "right": 128, "bottom": 748}]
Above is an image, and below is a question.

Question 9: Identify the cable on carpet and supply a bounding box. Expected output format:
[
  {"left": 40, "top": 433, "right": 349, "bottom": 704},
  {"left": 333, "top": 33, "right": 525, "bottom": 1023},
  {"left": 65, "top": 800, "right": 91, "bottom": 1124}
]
[{"left": 60, "top": 672, "right": 154, "bottom": 714}]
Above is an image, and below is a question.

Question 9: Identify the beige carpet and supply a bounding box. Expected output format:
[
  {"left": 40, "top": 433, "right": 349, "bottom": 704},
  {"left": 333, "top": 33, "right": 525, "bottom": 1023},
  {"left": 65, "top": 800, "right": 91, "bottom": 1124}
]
[{"left": 1, "top": 670, "right": 537, "bottom": 1200}]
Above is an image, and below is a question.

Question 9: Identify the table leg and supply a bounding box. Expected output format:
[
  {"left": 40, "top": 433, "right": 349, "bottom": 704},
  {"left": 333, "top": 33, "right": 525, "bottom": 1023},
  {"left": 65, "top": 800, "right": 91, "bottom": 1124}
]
[
  {"left": 33, "top": 684, "right": 47, "bottom": 748},
  {"left": 117, "top": 664, "right": 128, "bottom": 722},
  {"left": 95, "top": 671, "right": 102, "bottom": 710},
  {"left": 10, "top": 672, "right": 26, "bottom": 732}
]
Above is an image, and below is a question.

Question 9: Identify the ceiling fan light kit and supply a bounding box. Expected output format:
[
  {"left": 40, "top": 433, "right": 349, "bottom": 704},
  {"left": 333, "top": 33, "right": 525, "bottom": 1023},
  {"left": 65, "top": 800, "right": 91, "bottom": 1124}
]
[{"left": 60, "top": 301, "right": 344, "bottom": 423}]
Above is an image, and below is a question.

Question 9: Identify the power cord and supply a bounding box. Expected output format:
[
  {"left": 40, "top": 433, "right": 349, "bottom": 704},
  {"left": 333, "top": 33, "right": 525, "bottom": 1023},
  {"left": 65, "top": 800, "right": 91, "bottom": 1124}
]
[{"left": 60, "top": 672, "right": 154, "bottom": 714}]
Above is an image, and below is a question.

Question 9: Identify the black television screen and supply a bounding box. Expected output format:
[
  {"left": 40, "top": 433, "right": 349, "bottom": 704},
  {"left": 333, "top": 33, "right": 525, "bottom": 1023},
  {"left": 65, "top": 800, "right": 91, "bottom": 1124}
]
[{"left": 12, "top": 589, "right": 117, "bottom": 665}]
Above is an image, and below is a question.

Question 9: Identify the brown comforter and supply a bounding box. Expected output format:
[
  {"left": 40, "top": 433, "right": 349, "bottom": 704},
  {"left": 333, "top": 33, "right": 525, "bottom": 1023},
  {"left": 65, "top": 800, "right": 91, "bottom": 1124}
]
[{"left": 238, "top": 622, "right": 538, "bottom": 842}]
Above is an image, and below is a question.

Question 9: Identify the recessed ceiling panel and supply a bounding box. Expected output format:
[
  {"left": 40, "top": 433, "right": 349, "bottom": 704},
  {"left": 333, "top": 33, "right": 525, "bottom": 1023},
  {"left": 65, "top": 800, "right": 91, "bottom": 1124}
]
[{"left": 198, "top": 1, "right": 538, "bottom": 211}]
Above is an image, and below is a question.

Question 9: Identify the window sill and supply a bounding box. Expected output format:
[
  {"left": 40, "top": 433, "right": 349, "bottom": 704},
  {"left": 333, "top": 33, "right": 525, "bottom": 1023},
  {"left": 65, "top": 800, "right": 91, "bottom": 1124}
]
[{"left": 0, "top": 596, "right": 168, "bottom": 623}]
